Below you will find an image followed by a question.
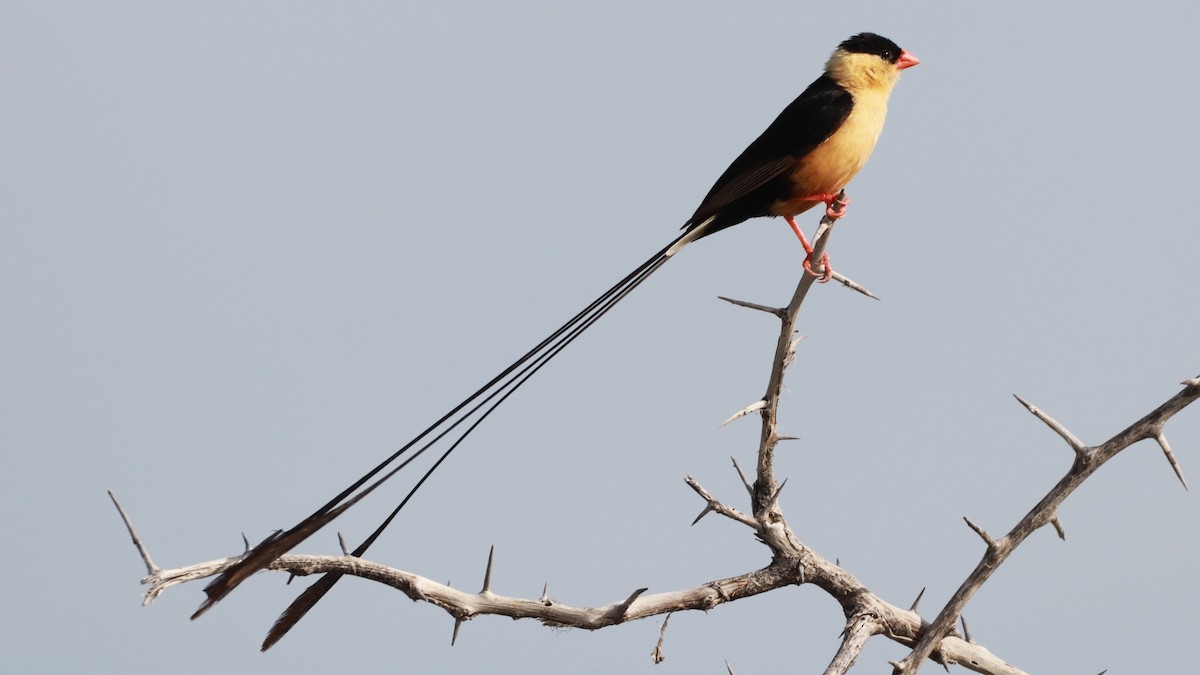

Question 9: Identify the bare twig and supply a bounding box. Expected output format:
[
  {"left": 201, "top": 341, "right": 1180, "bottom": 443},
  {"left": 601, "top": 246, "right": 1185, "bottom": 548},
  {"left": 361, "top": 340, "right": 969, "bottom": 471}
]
[
  {"left": 1013, "top": 395, "right": 1086, "bottom": 455},
  {"left": 962, "top": 517, "right": 996, "bottom": 548},
  {"left": 108, "top": 491, "right": 160, "bottom": 576},
  {"left": 749, "top": 195, "right": 847, "bottom": 514},
  {"left": 731, "top": 457, "right": 754, "bottom": 498},
  {"left": 684, "top": 476, "right": 758, "bottom": 529},
  {"left": 650, "top": 613, "right": 670, "bottom": 664}
]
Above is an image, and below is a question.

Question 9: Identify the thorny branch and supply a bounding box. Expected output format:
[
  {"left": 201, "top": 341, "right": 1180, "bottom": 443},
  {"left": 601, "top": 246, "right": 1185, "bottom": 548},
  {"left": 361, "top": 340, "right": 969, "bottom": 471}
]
[
  {"left": 891, "top": 377, "right": 1200, "bottom": 675},
  {"left": 113, "top": 199, "right": 1196, "bottom": 673}
]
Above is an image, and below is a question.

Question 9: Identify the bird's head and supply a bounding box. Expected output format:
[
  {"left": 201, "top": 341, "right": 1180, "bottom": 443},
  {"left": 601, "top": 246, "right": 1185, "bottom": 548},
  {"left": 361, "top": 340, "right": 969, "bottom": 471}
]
[{"left": 826, "top": 33, "right": 919, "bottom": 93}]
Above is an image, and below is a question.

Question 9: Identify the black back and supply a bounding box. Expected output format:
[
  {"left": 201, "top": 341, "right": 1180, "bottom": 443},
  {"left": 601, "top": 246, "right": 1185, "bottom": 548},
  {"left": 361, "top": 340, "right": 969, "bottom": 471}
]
[{"left": 685, "top": 74, "right": 854, "bottom": 235}]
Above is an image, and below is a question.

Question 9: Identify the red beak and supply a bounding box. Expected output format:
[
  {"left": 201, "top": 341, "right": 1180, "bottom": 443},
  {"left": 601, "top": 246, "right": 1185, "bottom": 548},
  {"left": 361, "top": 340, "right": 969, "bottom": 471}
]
[{"left": 897, "top": 50, "right": 920, "bottom": 70}]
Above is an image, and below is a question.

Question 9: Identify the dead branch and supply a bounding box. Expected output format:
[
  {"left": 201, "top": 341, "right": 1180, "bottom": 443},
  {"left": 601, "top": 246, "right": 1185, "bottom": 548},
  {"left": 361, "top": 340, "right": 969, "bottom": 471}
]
[
  {"left": 892, "top": 379, "right": 1200, "bottom": 674},
  {"left": 117, "top": 505, "right": 1019, "bottom": 673},
  {"left": 113, "top": 198, "right": 1196, "bottom": 674}
]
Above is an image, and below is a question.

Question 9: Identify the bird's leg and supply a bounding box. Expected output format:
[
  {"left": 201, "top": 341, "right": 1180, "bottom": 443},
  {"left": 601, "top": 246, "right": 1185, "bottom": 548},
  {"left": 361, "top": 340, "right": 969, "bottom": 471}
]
[
  {"left": 785, "top": 214, "right": 816, "bottom": 254},
  {"left": 785, "top": 215, "right": 833, "bottom": 283},
  {"left": 784, "top": 191, "right": 848, "bottom": 282},
  {"left": 792, "top": 192, "right": 851, "bottom": 219}
]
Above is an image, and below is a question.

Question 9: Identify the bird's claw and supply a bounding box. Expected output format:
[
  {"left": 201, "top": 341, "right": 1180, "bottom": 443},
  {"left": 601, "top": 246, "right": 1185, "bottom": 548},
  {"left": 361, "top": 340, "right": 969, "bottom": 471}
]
[
  {"left": 824, "top": 193, "right": 850, "bottom": 219},
  {"left": 803, "top": 252, "right": 832, "bottom": 282}
]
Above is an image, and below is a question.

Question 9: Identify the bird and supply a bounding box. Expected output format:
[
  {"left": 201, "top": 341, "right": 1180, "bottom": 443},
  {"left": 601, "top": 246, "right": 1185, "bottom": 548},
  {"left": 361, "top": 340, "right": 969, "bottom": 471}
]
[{"left": 191, "top": 32, "right": 918, "bottom": 648}]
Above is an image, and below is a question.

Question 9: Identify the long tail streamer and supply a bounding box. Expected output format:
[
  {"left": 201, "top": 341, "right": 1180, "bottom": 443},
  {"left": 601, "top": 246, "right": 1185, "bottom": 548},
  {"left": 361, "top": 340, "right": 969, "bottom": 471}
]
[{"left": 193, "top": 232, "right": 691, "bottom": 648}]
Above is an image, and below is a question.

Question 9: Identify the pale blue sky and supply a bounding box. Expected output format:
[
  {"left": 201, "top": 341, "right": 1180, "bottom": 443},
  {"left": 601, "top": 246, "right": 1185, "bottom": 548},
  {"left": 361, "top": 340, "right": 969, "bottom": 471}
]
[{"left": 3, "top": 2, "right": 1198, "bottom": 673}]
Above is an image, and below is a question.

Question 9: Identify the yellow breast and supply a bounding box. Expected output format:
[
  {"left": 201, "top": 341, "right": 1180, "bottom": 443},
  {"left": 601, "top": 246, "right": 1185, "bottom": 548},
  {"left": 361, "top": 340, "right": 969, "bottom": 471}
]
[{"left": 772, "top": 88, "right": 889, "bottom": 217}]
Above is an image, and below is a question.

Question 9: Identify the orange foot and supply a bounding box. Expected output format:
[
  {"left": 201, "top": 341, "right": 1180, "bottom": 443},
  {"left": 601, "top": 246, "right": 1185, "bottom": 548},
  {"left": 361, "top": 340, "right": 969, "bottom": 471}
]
[
  {"left": 803, "top": 252, "right": 832, "bottom": 283},
  {"left": 785, "top": 214, "right": 834, "bottom": 283},
  {"left": 823, "top": 192, "right": 850, "bottom": 219}
]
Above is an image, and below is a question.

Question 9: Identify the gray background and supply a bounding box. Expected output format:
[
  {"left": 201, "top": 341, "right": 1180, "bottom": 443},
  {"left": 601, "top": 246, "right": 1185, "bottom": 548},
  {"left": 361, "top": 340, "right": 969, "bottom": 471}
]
[{"left": 4, "top": 2, "right": 1198, "bottom": 673}]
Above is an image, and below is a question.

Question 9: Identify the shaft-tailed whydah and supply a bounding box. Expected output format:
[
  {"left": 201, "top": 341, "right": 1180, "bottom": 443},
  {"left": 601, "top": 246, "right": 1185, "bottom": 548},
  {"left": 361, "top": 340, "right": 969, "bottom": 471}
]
[{"left": 191, "top": 32, "right": 919, "bottom": 649}]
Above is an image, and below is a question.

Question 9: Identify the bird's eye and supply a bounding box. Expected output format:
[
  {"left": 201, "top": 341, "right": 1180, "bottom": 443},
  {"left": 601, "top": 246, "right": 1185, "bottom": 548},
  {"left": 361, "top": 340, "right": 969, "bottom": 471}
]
[{"left": 881, "top": 50, "right": 892, "bottom": 60}]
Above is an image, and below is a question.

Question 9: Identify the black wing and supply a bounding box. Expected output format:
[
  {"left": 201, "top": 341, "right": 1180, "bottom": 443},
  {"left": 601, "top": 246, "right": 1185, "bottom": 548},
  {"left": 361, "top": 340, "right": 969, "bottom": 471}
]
[{"left": 686, "top": 74, "right": 853, "bottom": 234}]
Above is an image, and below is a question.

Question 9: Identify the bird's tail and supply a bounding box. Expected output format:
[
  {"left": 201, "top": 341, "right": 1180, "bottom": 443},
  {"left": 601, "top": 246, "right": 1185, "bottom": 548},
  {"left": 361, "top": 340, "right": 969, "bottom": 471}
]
[{"left": 192, "top": 228, "right": 695, "bottom": 645}]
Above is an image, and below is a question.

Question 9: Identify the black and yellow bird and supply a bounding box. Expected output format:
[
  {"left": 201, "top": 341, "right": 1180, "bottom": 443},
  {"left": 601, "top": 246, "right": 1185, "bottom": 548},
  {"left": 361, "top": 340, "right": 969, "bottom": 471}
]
[{"left": 193, "top": 32, "right": 918, "bottom": 647}]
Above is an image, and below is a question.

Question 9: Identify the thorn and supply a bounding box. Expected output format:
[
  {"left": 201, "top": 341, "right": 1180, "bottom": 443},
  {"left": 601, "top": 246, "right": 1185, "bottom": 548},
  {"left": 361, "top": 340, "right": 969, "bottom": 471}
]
[
  {"left": 338, "top": 532, "right": 350, "bottom": 556},
  {"left": 835, "top": 558, "right": 839, "bottom": 566},
  {"left": 828, "top": 271, "right": 880, "bottom": 300},
  {"left": 609, "top": 588, "right": 647, "bottom": 620},
  {"left": 765, "top": 478, "right": 788, "bottom": 512},
  {"left": 720, "top": 400, "right": 766, "bottom": 427},
  {"left": 717, "top": 296, "right": 786, "bottom": 318},
  {"left": 960, "top": 615, "right": 974, "bottom": 643},
  {"left": 963, "top": 516, "right": 995, "bottom": 547},
  {"left": 1050, "top": 516, "right": 1066, "bottom": 540},
  {"left": 776, "top": 435, "right": 799, "bottom": 442},
  {"left": 540, "top": 583, "right": 550, "bottom": 605},
  {"left": 909, "top": 587, "right": 925, "bottom": 612},
  {"left": 692, "top": 504, "right": 714, "bottom": 526},
  {"left": 451, "top": 617, "right": 462, "bottom": 646},
  {"left": 481, "top": 546, "right": 495, "bottom": 593},
  {"left": 940, "top": 661, "right": 950, "bottom": 673},
  {"left": 725, "top": 659, "right": 736, "bottom": 675},
  {"left": 241, "top": 532, "right": 251, "bottom": 553},
  {"left": 1013, "top": 394, "right": 1086, "bottom": 455},
  {"left": 1182, "top": 376, "right": 1200, "bottom": 388},
  {"left": 1155, "top": 433, "right": 1188, "bottom": 490},
  {"left": 731, "top": 457, "right": 753, "bottom": 497}
]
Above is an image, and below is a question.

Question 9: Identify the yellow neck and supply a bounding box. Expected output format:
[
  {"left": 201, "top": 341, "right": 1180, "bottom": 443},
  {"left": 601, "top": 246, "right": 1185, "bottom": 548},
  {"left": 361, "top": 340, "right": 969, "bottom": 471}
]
[{"left": 825, "top": 51, "right": 902, "bottom": 95}]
